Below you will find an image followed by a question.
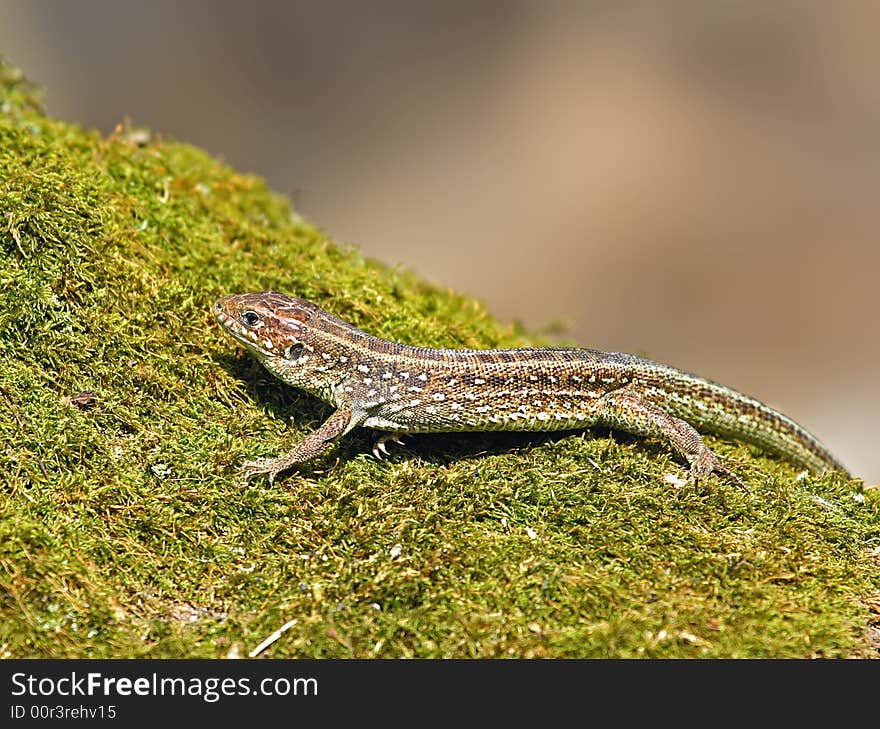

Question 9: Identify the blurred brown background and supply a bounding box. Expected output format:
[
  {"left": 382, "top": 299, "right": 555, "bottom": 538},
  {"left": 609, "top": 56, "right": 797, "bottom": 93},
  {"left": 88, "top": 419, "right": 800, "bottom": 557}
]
[{"left": 1, "top": 1, "right": 877, "bottom": 481}]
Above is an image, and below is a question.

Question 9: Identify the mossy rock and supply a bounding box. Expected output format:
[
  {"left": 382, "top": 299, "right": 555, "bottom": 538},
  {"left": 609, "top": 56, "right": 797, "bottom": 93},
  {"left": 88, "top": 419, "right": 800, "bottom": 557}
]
[{"left": 1, "top": 57, "right": 878, "bottom": 658}]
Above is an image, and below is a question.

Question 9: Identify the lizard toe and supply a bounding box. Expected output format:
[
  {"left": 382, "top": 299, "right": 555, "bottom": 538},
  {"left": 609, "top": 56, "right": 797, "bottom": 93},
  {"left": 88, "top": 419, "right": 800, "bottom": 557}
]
[{"left": 687, "top": 449, "right": 751, "bottom": 494}]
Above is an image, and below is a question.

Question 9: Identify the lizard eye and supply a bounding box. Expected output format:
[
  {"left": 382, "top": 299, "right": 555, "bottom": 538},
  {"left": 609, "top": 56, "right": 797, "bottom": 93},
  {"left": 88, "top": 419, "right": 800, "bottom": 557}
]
[{"left": 241, "top": 310, "right": 262, "bottom": 327}]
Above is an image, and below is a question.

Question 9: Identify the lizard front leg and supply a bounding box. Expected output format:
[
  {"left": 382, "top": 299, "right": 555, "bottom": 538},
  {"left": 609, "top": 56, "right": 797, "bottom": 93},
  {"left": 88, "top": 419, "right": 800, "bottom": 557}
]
[
  {"left": 241, "top": 404, "right": 361, "bottom": 485},
  {"left": 592, "top": 388, "right": 749, "bottom": 492}
]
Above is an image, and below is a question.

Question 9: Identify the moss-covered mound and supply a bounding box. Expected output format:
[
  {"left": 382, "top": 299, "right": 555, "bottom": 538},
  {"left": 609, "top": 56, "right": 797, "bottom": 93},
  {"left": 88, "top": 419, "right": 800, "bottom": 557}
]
[{"left": 1, "top": 58, "right": 877, "bottom": 658}]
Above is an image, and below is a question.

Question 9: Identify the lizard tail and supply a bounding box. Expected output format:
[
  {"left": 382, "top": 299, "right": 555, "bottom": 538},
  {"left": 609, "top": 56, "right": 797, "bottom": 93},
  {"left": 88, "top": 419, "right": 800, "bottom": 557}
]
[{"left": 652, "top": 370, "right": 849, "bottom": 477}]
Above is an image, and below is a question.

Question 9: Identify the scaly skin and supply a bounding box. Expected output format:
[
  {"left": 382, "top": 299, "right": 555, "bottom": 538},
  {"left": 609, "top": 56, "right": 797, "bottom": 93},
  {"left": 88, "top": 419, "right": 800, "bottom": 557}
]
[{"left": 213, "top": 292, "right": 848, "bottom": 489}]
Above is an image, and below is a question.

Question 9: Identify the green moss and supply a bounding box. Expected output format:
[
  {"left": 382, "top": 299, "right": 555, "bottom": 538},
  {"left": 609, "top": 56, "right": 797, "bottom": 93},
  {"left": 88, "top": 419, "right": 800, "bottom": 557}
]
[
  {"left": 0, "top": 57, "right": 44, "bottom": 119},
  {"left": 1, "top": 58, "right": 878, "bottom": 658}
]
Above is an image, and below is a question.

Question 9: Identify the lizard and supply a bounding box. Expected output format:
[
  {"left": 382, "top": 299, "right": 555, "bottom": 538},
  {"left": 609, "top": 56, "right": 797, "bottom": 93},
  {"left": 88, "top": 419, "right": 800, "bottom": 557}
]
[{"left": 213, "top": 291, "right": 848, "bottom": 490}]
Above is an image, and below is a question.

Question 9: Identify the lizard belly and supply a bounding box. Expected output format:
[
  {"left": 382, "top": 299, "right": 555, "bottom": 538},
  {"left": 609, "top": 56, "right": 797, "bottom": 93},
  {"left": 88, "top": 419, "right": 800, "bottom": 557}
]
[
  {"left": 362, "top": 394, "right": 600, "bottom": 433},
  {"left": 361, "top": 414, "right": 414, "bottom": 431}
]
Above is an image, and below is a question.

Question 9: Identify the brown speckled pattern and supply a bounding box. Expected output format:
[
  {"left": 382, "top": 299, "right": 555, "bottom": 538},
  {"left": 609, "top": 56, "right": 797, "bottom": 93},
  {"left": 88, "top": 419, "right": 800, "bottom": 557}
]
[{"left": 213, "top": 292, "right": 847, "bottom": 486}]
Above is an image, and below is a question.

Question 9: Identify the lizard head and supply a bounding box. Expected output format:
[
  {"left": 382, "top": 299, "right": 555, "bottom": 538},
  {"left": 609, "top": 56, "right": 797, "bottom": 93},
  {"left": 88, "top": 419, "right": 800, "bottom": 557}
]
[{"left": 213, "top": 292, "right": 335, "bottom": 393}]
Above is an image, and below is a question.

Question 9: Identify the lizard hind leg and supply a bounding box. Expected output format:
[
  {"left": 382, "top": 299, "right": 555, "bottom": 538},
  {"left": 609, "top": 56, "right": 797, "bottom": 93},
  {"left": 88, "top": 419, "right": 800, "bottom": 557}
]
[{"left": 593, "top": 388, "right": 751, "bottom": 494}]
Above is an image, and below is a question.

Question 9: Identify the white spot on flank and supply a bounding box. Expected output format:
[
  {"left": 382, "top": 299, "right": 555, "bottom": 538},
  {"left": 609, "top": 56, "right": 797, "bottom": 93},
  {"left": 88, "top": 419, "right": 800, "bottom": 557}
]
[
  {"left": 536, "top": 412, "right": 550, "bottom": 421},
  {"left": 357, "top": 364, "right": 370, "bottom": 374},
  {"left": 602, "top": 378, "right": 615, "bottom": 385},
  {"left": 408, "top": 399, "right": 422, "bottom": 407},
  {"left": 418, "top": 373, "right": 428, "bottom": 382},
  {"left": 363, "top": 377, "right": 373, "bottom": 385},
  {"left": 321, "top": 352, "right": 331, "bottom": 360},
  {"left": 450, "top": 402, "right": 462, "bottom": 410},
  {"left": 571, "top": 375, "right": 582, "bottom": 382},
  {"left": 262, "top": 339, "right": 274, "bottom": 349},
  {"left": 432, "top": 392, "right": 446, "bottom": 401},
  {"left": 389, "top": 385, "right": 399, "bottom": 393},
  {"left": 426, "top": 405, "right": 438, "bottom": 415},
  {"left": 464, "top": 392, "right": 476, "bottom": 401},
  {"left": 549, "top": 375, "right": 558, "bottom": 383},
  {"left": 447, "top": 378, "right": 457, "bottom": 386},
  {"left": 344, "top": 386, "right": 354, "bottom": 393},
  {"left": 529, "top": 375, "right": 538, "bottom": 382},
  {"left": 408, "top": 386, "right": 423, "bottom": 393},
  {"left": 339, "top": 356, "right": 348, "bottom": 363},
  {"left": 366, "top": 389, "right": 378, "bottom": 397},
  {"left": 400, "top": 372, "right": 410, "bottom": 380},
  {"left": 473, "top": 378, "right": 486, "bottom": 385},
  {"left": 589, "top": 375, "right": 597, "bottom": 383},
  {"left": 382, "top": 371, "right": 393, "bottom": 379}
]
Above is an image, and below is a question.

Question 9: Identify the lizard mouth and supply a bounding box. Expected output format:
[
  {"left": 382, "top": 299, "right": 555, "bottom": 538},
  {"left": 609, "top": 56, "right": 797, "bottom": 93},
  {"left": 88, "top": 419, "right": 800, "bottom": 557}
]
[{"left": 213, "top": 299, "right": 263, "bottom": 349}]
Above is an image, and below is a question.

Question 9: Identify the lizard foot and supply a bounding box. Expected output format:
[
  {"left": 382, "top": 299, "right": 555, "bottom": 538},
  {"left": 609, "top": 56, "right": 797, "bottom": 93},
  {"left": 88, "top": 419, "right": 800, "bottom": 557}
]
[
  {"left": 688, "top": 448, "right": 751, "bottom": 494},
  {"left": 371, "top": 433, "right": 408, "bottom": 460},
  {"left": 241, "top": 457, "right": 293, "bottom": 486}
]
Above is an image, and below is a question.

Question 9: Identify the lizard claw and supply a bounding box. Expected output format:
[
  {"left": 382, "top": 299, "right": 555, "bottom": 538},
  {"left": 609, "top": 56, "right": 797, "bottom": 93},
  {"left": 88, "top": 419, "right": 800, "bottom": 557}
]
[
  {"left": 688, "top": 449, "right": 751, "bottom": 494},
  {"left": 241, "top": 458, "right": 292, "bottom": 487},
  {"left": 715, "top": 461, "right": 751, "bottom": 494},
  {"left": 371, "top": 433, "right": 408, "bottom": 460}
]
